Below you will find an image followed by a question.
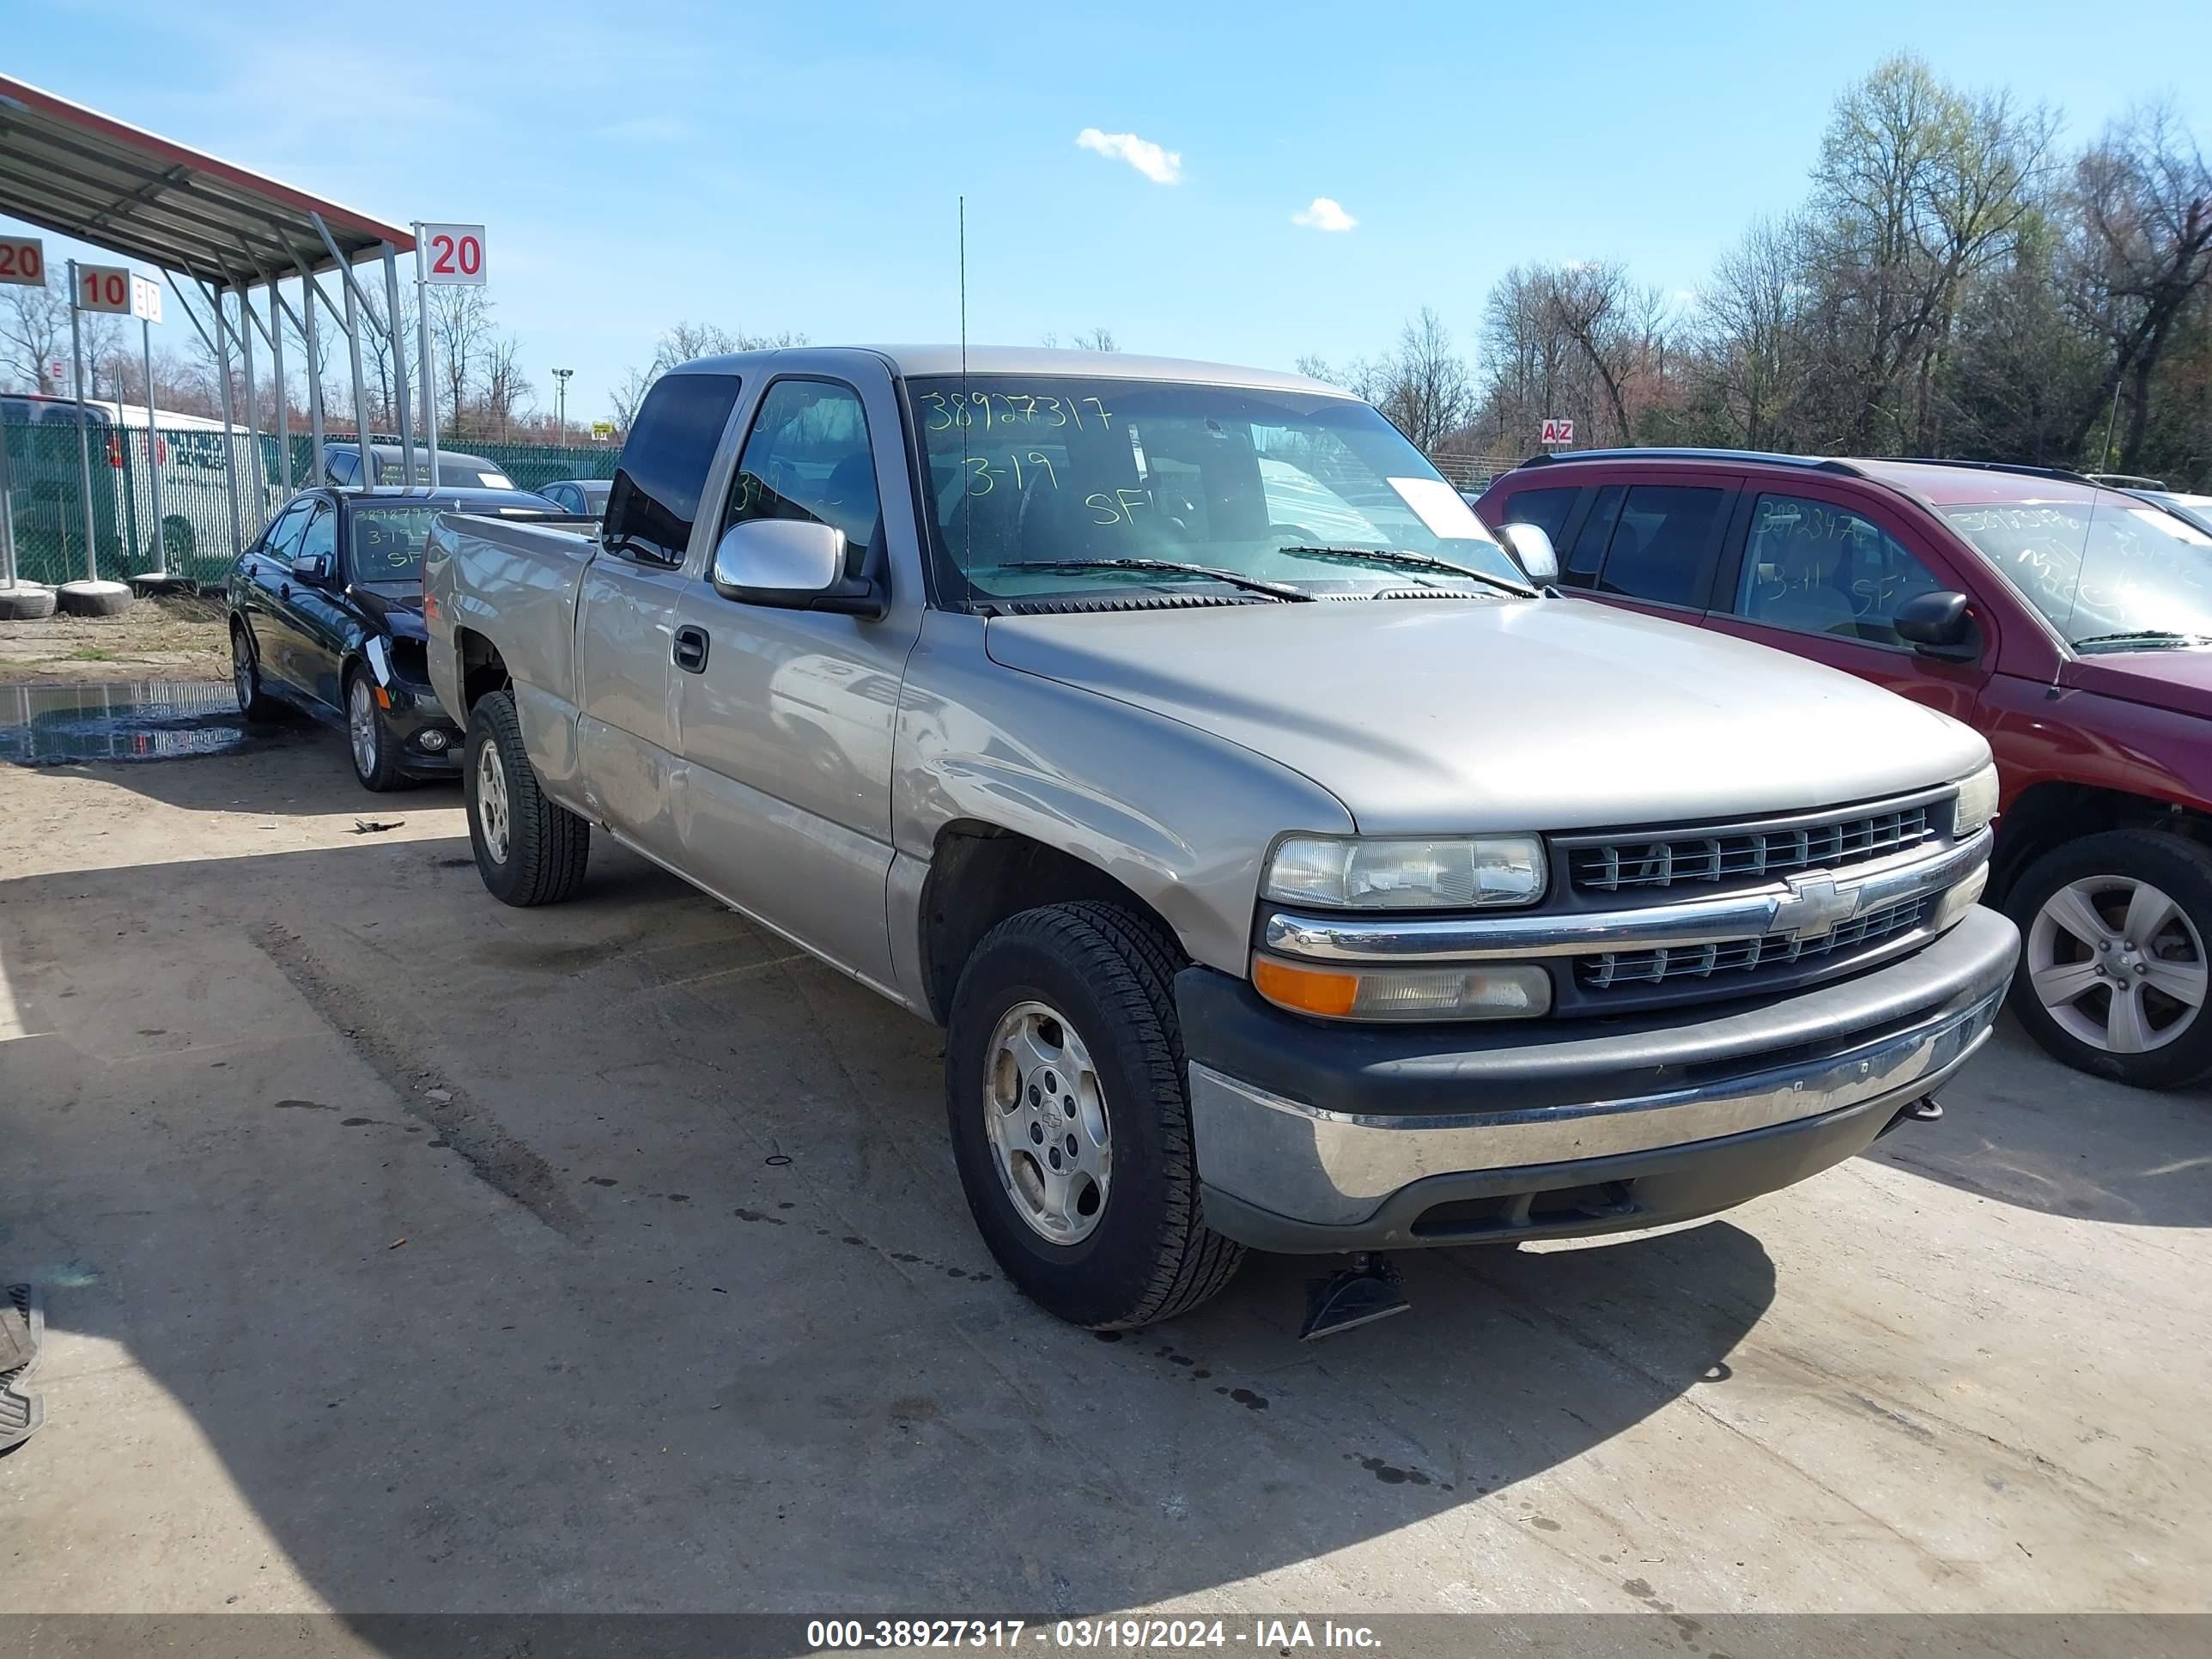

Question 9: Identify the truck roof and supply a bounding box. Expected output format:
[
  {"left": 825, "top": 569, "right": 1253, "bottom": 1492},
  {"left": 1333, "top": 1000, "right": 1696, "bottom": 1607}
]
[{"left": 665, "top": 344, "right": 1345, "bottom": 395}]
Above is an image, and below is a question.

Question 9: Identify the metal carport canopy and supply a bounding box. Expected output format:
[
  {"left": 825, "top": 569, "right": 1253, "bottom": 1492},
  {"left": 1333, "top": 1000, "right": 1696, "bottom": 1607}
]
[{"left": 0, "top": 74, "right": 412, "bottom": 288}]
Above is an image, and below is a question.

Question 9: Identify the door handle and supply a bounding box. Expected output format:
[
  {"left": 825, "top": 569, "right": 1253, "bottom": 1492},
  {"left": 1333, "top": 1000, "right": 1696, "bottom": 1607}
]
[
  {"left": 672, "top": 624, "right": 709, "bottom": 673},
  {"left": 279, "top": 583, "right": 291, "bottom": 599}
]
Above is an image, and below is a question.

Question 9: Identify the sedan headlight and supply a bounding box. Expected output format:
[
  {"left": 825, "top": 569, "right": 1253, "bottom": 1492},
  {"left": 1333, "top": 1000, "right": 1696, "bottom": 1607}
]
[
  {"left": 1264, "top": 835, "right": 1547, "bottom": 909},
  {"left": 1952, "top": 763, "right": 2000, "bottom": 840}
]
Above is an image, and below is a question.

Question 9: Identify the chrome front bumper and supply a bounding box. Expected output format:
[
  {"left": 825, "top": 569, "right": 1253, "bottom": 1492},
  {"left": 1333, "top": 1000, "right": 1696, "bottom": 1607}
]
[{"left": 1182, "top": 906, "right": 2019, "bottom": 1249}]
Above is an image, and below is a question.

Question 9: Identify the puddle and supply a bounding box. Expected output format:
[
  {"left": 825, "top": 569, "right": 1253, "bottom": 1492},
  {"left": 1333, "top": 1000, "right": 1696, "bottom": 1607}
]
[{"left": 0, "top": 681, "right": 298, "bottom": 765}]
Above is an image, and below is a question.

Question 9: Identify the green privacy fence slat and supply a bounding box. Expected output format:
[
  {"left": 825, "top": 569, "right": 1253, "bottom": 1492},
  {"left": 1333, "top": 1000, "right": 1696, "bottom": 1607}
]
[{"left": 0, "top": 422, "right": 619, "bottom": 591}]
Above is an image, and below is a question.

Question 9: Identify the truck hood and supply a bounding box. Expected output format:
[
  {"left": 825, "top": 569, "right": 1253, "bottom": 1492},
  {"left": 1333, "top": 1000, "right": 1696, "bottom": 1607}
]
[{"left": 984, "top": 599, "right": 1989, "bottom": 834}]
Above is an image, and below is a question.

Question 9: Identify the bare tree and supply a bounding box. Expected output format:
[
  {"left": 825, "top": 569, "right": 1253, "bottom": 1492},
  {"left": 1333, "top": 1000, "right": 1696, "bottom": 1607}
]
[
  {"left": 429, "top": 287, "right": 495, "bottom": 431},
  {"left": 1376, "top": 307, "right": 1473, "bottom": 452},
  {"left": 2065, "top": 103, "right": 2212, "bottom": 468},
  {"left": 1803, "top": 54, "right": 2056, "bottom": 450},
  {"left": 478, "top": 336, "right": 533, "bottom": 441},
  {"left": 0, "top": 274, "right": 69, "bottom": 392},
  {"left": 1072, "top": 326, "right": 1119, "bottom": 352},
  {"left": 611, "top": 321, "right": 811, "bottom": 429},
  {"left": 1697, "top": 216, "right": 1809, "bottom": 448}
]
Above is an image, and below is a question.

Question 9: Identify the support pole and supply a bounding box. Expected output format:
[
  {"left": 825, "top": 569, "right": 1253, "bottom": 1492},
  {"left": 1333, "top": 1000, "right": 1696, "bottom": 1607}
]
[
  {"left": 341, "top": 260, "right": 373, "bottom": 484},
  {"left": 300, "top": 259, "right": 325, "bottom": 478},
  {"left": 143, "top": 315, "right": 167, "bottom": 576},
  {"left": 415, "top": 227, "right": 440, "bottom": 486},
  {"left": 383, "top": 243, "right": 415, "bottom": 483},
  {"left": 198, "top": 276, "right": 246, "bottom": 560},
  {"left": 234, "top": 281, "right": 264, "bottom": 519},
  {"left": 67, "top": 258, "right": 97, "bottom": 583},
  {"left": 264, "top": 279, "right": 291, "bottom": 494},
  {"left": 0, "top": 416, "right": 18, "bottom": 590}
]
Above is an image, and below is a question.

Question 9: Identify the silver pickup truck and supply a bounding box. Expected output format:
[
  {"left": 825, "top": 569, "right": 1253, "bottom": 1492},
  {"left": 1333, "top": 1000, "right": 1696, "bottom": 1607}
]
[{"left": 423, "top": 347, "right": 2019, "bottom": 1331}]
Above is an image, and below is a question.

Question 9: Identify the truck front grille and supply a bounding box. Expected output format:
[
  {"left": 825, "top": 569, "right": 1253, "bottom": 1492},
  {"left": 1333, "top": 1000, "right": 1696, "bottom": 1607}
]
[
  {"left": 1568, "top": 803, "right": 1936, "bottom": 894},
  {"left": 1577, "top": 896, "right": 1930, "bottom": 992}
]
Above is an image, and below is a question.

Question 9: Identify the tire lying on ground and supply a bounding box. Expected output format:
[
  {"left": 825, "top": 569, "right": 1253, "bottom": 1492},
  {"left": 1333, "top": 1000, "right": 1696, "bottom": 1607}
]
[
  {"left": 55, "top": 580, "right": 134, "bottom": 618},
  {"left": 0, "top": 583, "right": 58, "bottom": 621}
]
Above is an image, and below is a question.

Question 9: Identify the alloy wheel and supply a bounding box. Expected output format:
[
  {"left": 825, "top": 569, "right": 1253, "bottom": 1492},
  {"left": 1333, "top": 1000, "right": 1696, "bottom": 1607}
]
[
  {"left": 231, "top": 631, "right": 255, "bottom": 714},
  {"left": 475, "top": 739, "right": 511, "bottom": 865},
  {"left": 2028, "top": 874, "right": 2209, "bottom": 1054},
  {"left": 347, "top": 678, "right": 380, "bottom": 778},
  {"left": 983, "top": 1000, "right": 1112, "bottom": 1245}
]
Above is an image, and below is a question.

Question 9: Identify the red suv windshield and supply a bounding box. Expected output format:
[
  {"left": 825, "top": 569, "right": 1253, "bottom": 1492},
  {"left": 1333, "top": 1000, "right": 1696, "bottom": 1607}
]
[{"left": 1941, "top": 496, "right": 2212, "bottom": 651}]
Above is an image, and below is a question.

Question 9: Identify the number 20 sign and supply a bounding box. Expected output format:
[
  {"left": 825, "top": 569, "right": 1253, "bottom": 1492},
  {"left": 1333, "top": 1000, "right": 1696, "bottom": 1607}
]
[{"left": 420, "top": 223, "right": 487, "bottom": 286}]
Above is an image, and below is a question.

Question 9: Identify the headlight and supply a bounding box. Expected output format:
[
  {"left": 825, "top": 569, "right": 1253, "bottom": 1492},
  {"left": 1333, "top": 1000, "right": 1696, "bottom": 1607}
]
[
  {"left": 1264, "top": 835, "right": 1547, "bottom": 909},
  {"left": 1252, "top": 955, "right": 1553, "bottom": 1021},
  {"left": 1952, "top": 763, "right": 2000, "bottom": 839}
]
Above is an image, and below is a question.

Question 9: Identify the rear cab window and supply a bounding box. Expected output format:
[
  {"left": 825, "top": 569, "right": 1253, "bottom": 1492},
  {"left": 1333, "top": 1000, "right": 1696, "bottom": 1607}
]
[{"left": 604, "top": 373, "right": 744, "bottom": 565}]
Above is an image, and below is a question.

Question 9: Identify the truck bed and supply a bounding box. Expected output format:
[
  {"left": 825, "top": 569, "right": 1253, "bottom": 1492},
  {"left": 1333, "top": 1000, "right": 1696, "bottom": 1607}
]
[{"left": 422, "top": 511, "right": 599, "bottom": 730}]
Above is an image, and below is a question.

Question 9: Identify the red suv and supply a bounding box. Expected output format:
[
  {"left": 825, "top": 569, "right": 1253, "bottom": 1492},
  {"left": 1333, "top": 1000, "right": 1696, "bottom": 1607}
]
[{"left": 1477, "top": 449, "right": 2212, "bottom": 1090}]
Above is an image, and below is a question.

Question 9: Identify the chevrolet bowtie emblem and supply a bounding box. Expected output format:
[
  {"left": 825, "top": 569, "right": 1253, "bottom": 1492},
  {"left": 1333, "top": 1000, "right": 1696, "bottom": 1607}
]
[{"left": 1773, "top": 872, "right": 1857, "bottom": 939}]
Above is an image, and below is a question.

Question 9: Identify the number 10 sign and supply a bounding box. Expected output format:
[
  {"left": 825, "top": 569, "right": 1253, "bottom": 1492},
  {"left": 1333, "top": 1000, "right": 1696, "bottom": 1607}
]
[{"left": 420, "top": 223, "right": 487, "bottom": 286}]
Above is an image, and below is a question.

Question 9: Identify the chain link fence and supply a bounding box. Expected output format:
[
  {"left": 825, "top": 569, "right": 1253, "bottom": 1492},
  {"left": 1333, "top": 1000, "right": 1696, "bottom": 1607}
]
[{"left": 0, "top": 421, "right": 620, "bottom": 591}]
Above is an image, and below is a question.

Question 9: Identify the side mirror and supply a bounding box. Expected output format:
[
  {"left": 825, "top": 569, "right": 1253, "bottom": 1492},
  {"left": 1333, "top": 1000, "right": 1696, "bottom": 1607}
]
[
  {"left": 290, "top": 553, "right": 332, "bottom": 586},
  {"left": 1500, "top": 522, "right": 1559, "bottom": 586},
  {"left": 1894, "top": 590, "right": 1978, "bottom": 661},
  {"left": 710, "top": 517, "right": 885, "bottom": 619}
]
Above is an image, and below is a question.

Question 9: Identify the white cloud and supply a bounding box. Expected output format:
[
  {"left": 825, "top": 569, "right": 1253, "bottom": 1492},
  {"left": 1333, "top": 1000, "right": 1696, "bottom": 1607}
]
[
  {"left": 1075, "top": 128, "right": 1182, "bottom": 185},
  {"left": 1291, "top": 197, "right": 1357, "bottom": 233}
]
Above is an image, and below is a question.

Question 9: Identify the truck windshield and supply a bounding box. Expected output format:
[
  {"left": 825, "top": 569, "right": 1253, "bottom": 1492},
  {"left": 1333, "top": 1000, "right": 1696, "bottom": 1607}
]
[
  {"left": 902, "top": 374, "right": 1531, "bottom": 605},
  {"left": 1942, "top": 497, "right": 2212, "bottom": 651}
]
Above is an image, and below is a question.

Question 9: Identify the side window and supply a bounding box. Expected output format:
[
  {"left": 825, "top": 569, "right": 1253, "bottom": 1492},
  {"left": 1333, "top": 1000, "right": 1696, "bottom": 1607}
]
[
  {"left": 1563, "top": 485, "right": 1623, "bottom": 587},
  {"left": 721, "top": 380, "right": 879, "bottom": 562},
  {"left": 328, "top": 449, "right": 359, "bottom": 486},
  {"left": 296, "top": 504, "right": 335, "bottom": 564},
  {"left": 258, "top": 503, "right": 310, "bottom": 561},
  {"left": 1734, "top": 493, "right": 1945, "bottom": 647},
  {"left": 604, "top": 372, "right": 743, "bottom": 565},
  {"left": 1595, "top": 485, "right": 1725, "bottom": 607},
  {"left": 1495, "top": 486, "right": 1578, "bottom": 547}
]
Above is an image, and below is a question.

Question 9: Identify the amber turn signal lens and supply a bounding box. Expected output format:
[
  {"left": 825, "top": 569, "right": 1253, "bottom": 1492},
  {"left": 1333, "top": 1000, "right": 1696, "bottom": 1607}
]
[{"left": 1251, "top": 955, "right": 1360, "bottom": 1018}]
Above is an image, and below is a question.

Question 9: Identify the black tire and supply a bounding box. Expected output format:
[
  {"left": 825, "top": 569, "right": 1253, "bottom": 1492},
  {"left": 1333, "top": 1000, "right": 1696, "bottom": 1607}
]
[
  {"left": 946, "top": 901, "right": 1244, "bottom": 1328},
  {"left": 2006, "top": 828, "right": 2212, "bottom": 1091},
  {"left": 0, "top": 584, "right": 56, "bottom": 621},
  {"left": 344, "top": 668, "right": 406, "bottom": 793},
  {"left": 464, "top": 690, "right": 590, "bottom": 906},
  {"left": 55, "top": 580, "right": 133, "bottom": 617},
  {"left": 229, "top": 621, "right": 282, "bottom": 721}
]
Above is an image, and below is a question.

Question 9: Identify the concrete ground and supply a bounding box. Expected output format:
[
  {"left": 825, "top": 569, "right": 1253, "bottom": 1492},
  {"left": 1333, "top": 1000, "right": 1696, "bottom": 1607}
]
[{"left": 0, "top": 734, "right": 2207, "bottom": 1620}]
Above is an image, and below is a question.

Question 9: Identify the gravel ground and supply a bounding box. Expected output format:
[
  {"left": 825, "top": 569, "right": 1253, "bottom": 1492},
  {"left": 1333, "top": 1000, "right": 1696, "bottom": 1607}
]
[{"left": 0, "top": 591, "right": 229, "bottom": 685}]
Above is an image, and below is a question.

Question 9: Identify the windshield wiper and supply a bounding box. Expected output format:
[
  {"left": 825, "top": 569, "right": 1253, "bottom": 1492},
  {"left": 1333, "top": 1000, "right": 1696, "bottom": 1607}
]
[
  {"left": 1273, "top": 544, "right": 1534, "bottom": 598},
  {"left": 1007, "top": 558, "right": 1316, "bottom": 603},
  {"left": 2073, "top": 629, "right": 2212, "bottom": 651}
]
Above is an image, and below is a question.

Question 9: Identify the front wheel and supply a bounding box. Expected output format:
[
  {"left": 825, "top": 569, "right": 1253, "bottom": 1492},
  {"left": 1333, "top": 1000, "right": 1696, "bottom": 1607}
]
[
  {"left": 946, "top": 902, "right": 1244, "bottom": 1328},
  {"left": 2008, "top": 829, "right": 2212, "bottom": 1090},
  {"left": 463, "top": 690, "right": 591, "bottom": 906},
  {"left": 346, "top": 672, "right": 405, "bottom": 792}
]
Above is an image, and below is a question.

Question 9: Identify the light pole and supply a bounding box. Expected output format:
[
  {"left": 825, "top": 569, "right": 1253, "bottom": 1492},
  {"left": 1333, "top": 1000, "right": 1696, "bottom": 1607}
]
[{"left": 551, "top": 368, "right": 573, "bottom": 441}]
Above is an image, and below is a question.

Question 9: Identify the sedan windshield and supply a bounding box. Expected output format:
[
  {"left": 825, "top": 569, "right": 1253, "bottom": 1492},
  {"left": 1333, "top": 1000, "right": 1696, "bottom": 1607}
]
[
  {"left": 347, "top": 502, "right": 563, "bottom": 582},
  {"left": 903, "top": 374, "right": 1531, "bottom": 605},
  {"left": 1942, "top": 496, "right": 2212, "bottom": 650}
]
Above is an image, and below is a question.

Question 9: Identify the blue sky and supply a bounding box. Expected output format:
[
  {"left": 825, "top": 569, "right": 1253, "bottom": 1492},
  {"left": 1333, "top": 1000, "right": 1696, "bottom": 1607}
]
[{"left": 8, "top": 0, "right": 2206, "bottom": 424}]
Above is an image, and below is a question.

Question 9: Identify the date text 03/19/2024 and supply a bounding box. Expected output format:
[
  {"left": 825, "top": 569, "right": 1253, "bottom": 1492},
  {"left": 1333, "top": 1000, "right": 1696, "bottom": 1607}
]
[{"left": 805, "top": 1620, "right": 1383, "bottom": 1651}]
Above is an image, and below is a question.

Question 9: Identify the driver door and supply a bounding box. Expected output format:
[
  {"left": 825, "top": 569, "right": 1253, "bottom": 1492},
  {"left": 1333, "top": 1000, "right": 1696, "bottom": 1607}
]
[
  {"left": 1704, "top": 481, "right": 1993, "bottom": 726},
  {"left": 264, "top": 501, "right": 337, "bottom": 707},
  {"left": 668, "top": 374, "right": 921, "bottom": 990}
]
